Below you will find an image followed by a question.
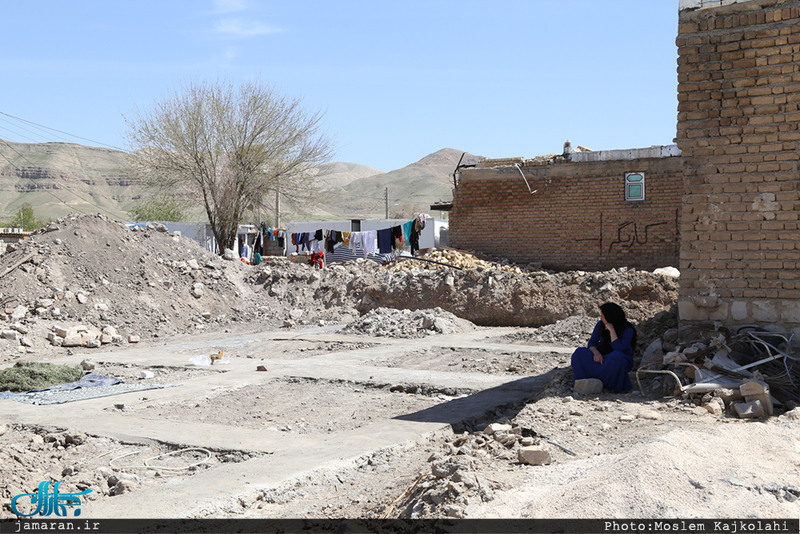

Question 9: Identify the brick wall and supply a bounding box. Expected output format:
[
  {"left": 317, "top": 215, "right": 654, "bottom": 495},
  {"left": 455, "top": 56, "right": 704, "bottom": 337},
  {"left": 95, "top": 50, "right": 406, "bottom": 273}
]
[
  {"left": 676, "top": 0, "right": 800, "bottom": 334},
  {"left": 449, "top": 155, "right": 683, "bottom": 271}
]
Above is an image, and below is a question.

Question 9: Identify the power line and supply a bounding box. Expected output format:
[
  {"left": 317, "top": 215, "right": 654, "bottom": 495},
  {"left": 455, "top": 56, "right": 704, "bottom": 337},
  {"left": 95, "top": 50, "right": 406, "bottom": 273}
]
[{"left": 0, "top": 111, "right": 125, "bottom": 151}]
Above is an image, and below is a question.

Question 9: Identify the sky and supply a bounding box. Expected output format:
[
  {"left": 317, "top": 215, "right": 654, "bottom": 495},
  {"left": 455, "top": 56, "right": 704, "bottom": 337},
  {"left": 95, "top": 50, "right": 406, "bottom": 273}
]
[{"left": 0, "top": 0, "right": 680, "bottom": 173}]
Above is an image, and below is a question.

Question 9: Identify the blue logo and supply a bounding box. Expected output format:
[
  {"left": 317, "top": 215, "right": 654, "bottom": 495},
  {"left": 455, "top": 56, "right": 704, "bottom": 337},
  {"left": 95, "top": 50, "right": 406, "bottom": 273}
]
[{"left": 10, "top": 481, "right": 92, "bottom": 517}]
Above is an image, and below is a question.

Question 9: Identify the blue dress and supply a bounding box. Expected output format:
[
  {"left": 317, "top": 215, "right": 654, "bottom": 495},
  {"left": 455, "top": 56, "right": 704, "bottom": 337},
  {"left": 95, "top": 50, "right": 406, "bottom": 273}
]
[{"left": 571, "top": 321, "right": 635, "bottom": 393}]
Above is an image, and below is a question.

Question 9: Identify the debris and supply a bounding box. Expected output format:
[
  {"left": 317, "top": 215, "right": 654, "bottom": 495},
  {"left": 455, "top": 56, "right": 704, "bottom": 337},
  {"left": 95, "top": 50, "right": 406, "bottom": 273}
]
[
  {"left": 256, "top": 365, "right": 268, "bottom": 372},
  {"left": 518, "top": 446, "right": 551, "bottom": 465},
  {"left": 733, "top": 399, "right": 765, "bottom": 419},
  {"left": 740, "top": 380, "right": 774, "bottom": 416}
]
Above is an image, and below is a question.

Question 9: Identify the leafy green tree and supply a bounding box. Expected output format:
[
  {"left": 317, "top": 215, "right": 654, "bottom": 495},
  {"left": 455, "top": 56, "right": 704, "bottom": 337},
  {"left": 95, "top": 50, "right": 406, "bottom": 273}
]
[
  {"left": 9, "top": 203, "right": 47, "bottom": 231},
  {"left": 125, "top": 78, "right": 334, "bottom": 253},
  {"left": 129, "top": 197, "right": 189, "bottom": 222}
]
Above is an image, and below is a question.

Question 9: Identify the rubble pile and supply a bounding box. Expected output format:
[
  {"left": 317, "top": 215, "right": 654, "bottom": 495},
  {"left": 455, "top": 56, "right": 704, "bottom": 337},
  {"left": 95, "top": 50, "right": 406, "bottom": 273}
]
[
  {"left": 1, "top": 213, "right": 678, "bottom": 358},
  {"left": 393, "top": 422, "right": 554, "bottom": 519},
  {"left": 0, "top": 214, "right": 252, "bottom": 357},
  {"left": 387, "top": 249, "right": 545, "bottom": 275},
  {"left": 341, "top": 307, "right": 476, "bottom": 338},
  {"left": 638, "top": 324, "right": 800, "bottom": 414}
]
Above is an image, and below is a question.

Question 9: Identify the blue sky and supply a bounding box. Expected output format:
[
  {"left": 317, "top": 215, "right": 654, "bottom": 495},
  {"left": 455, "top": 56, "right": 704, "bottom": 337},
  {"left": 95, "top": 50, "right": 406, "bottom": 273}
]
[{"left": 0, "top": 0, "right": 679, "bottom": 172}]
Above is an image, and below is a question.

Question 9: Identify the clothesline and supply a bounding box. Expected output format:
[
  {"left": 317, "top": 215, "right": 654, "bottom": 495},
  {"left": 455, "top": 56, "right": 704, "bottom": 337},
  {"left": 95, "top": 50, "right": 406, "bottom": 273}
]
[{"left": 290, "top": 215, "right": 428, "bottom": 257}]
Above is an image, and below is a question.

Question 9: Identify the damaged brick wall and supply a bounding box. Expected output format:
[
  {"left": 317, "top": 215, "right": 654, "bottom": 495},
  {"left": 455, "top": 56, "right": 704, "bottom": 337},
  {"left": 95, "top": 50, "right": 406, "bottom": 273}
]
[
  {"left": 676, "top": 0, "right": 800, "bottom": 334},
  {"left": 449, "top": 156, "right": 683, "bottom": 271}
]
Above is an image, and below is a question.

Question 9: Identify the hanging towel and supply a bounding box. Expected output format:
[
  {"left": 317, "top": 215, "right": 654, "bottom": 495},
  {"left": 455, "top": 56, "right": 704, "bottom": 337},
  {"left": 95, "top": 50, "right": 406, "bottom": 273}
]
[{"left": 402, "top": 220, "right": 414, "bottom": 243}]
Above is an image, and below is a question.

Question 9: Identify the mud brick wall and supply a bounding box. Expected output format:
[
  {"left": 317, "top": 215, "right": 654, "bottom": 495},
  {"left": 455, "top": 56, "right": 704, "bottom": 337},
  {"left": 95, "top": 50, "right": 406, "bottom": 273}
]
[
  {"left": 677, "top": 0, "right": 800, "bottom": 334},
  {"left": 449, "top": 157, "right": 683, "bottom": 271}
]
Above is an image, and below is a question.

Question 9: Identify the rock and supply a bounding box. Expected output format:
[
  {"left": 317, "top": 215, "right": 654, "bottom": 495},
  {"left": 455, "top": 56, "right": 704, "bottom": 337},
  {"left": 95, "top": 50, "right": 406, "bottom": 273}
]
[
  {"left": 76, "top": 292, "right": 89, "bottom": 304},
  {"left": 191, "top": 283, "right": 205, "bottom": 298},
  {"left": 85, "top": 339, "right": 102, "bottom": 348},
  {"left": 573, "top": 378, "right": 603, "bottom": 395},
  {"left": 703, "top": 397, "right": 725, "bottom": 415},
  {"left": 11, "top": 323, "right": 29, "bottom": 335},
  {"left": 222, "top": 249, "right": 237, "bottom": 261},
  {"left": 187, "top": 259, "right": 200, "bottom": 270},
  {"left": 740, "top": 380, "right": 773, "bottom": 416},
  {"left": 128, "top": 335, "right": 140, "bottom": 343},
  {"left": 619, "top": 415, "right": 635, "bottom": 422},
  {"left": 734, "top": 399, "right": 766, "bottom": 419},
  {"left": 600, "top": 423, "right": 613, "bottom": 431},
  {"left": 256, "top": 365, "right": 268, "bottom": 372},
  {"left": 11, "top": 305, "right": 27, "bottom": 321},
  {"left": 289, "top": 309, "right": 304, "bottom": 320},
  {"left": 1, "top": 330, "right": 18, "bottom": 340},
  {"left": 20, "top": 336, "right": 33, "bottom": 347},
  {"left": 484, "top": 423, "right": 512, "bottom": 435},
  {"left": 653, "top": 266, "right": 680, "bottom": 277},
  {"left": 62, "top": 334, "right": 83, "bottom": 347},
  {"left": 80, "top": 359, "right": 96, "bottom": 371},
  {"left": 139, "top": 370, "right": 155, "bottom": 379},
  {"left": 518, "top": 446, "right": 551, "bottom": 466},
  {"left": 637, "top": 410, "right": 662, "bottom": 420}
]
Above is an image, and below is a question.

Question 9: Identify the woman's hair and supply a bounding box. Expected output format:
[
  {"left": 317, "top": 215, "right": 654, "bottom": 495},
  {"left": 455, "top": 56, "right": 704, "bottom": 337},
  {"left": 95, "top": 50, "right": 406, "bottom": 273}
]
[{"left": 600, "top": 302, "right": 637, "bottom": 349}]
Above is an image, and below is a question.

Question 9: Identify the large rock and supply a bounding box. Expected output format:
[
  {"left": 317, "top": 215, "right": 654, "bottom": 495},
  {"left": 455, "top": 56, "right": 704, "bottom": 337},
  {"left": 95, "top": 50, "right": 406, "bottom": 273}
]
[
  {"left": 573, "top": 378, "right": 603, "bottom": 396},
  {"left": 518, "top": 446, "right": 551, "bottom": 466}
]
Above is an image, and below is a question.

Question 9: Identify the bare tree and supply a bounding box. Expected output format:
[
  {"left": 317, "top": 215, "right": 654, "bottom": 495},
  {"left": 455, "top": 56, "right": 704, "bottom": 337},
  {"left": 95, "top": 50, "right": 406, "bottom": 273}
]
[{"left": 125, "top": 79, "right": 334, "bottom": 253}]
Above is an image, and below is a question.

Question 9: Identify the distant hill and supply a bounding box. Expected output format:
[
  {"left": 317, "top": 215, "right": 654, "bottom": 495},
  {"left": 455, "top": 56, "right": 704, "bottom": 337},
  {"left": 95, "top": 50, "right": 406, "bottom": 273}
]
[
  {"left": 0, "top": 140, "right": 481, "bottom": 223},
  {"left": 0, "top": 140, "right": 138, "bottom": 221}
]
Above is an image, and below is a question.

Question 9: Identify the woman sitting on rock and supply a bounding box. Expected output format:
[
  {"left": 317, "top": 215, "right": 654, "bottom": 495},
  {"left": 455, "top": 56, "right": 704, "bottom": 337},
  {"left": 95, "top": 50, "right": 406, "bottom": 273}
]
[{"left": 571, "top": 302, "right": 637, "bottom": 393}]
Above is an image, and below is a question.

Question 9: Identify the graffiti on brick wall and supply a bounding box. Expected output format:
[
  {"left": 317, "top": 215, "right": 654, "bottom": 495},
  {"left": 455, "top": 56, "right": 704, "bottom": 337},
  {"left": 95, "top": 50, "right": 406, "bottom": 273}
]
[
  {"left": 576, "top": 211, "right": 677, "bottom": 256},
  {"left": 608, "top": 220, "right": 669, "bottom": 252}
]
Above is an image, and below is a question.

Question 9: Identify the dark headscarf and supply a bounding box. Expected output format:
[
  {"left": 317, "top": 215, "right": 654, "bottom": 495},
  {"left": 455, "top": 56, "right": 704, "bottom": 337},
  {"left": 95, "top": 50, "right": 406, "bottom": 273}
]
[{"left": 598, "top": 302, "right": 637, "bottom": 353}]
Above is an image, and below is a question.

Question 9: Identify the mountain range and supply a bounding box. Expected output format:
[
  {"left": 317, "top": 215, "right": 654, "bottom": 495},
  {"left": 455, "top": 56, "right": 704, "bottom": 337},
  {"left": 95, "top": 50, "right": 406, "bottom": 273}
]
[{"left": 0, "top": 140, "right": 481, "bottom": 223}]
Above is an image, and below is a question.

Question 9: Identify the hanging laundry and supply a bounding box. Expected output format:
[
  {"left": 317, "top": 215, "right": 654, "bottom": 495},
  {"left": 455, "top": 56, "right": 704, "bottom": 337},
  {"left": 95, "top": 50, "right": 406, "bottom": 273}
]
[
  {"left": 377, "top": 228, "right": 393, "bottom": 254},
  {"left": 402, "top": 220, "right": 414, "bottom": 243},
  {"left": 362, "top": 230, "right": 378, "bottom": 254},
  {"left": 342, "top": 231, "right": 351, "bottom": 247}
]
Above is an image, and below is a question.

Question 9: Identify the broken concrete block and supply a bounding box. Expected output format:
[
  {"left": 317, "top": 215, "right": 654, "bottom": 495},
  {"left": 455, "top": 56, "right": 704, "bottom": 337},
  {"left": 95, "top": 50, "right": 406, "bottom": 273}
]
[
  {"left": 714, "top": 387, "right": 743, "bottom": 405},
  {"left": 484, "top": 423, "right": 512, "bottom": 435},
  {"left": 139, "top": 370, "right": 155, "bottom": 379},
  {"left": 740, "top": 380, "right": 774, "bottom": 416},
  {"left": 518, "top": 446, "right": 551, "bottom": 466},
  {"left": 734, "top": 399, "right": 765, "bottom": 419},
  {"left": 256, "top": 365, "right": 268, "bottom": 372},
  {"left": 128, "top": 335, "right": 140, "bottom": 343},
  {"left": 84, "top": 339, "right": 101, "bottom": 349},
  {"left": 704, "top": 397, "right": 725, "bottom": 415},
  {"left": 573, "top": 378, "right": 603, "bottom": 396},
  {"left": 20, "top": 337, "right": 33, "bottom": 347},
  {"left": 80, "top": 359, "right": 95, "bottom": 371},
  {"left": 62, "top": 334, "right": 83, "bottom": 347}
]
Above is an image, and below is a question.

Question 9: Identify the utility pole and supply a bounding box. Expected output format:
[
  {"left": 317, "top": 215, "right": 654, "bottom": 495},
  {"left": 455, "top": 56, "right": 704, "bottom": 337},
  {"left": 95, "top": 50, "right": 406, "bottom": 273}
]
[
  {"left": 384, "top": 187, "right": 388, "bottom": 219},
  {"left": 275, "top": 190, "right": 281, "bottom": 228}
]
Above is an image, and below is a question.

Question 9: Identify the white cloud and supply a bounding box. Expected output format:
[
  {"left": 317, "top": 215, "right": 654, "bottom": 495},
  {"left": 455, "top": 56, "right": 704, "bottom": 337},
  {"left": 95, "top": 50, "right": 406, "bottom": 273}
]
[{"left": 214, "top": 18, "right": 281, "bottom": 37}]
